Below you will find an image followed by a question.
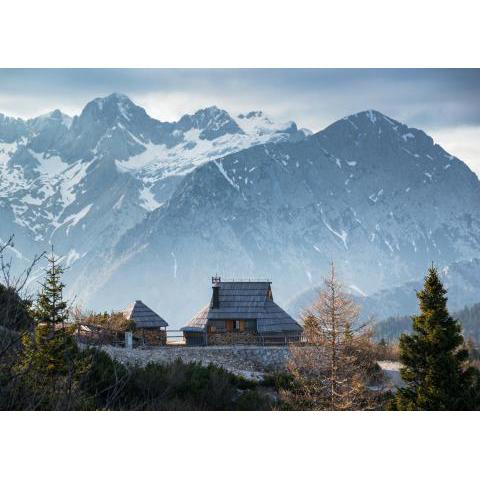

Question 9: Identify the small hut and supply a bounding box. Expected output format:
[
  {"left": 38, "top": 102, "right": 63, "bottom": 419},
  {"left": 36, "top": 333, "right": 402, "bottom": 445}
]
[
  {"left": 181, "top": 277, "right": 302, "bottom": 346},
  {"left": 123, "top": 300, "right": 168, "bottom": 346}
]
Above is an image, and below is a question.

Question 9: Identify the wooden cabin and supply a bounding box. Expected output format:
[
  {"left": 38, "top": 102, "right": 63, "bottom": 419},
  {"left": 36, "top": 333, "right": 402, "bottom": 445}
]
[
  {"left": 181, "top": 277, "right": 302, "bottom": 346},
  {"left": 123, "top": 300, "right": 168, "bottom": 346}
]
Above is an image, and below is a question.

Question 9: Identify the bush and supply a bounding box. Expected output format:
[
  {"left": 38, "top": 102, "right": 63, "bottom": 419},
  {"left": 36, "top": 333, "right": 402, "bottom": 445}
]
[
  {"left": 0, "top": 283, "right": 33, "bottom": 331},
  {"left": 78, "top": 353, "right": 270, "bottom": 410},
  {"left": 119, "top": 360, "right": 269, "bottom": 410},
  {"left": 78, "top": 349, "right": 129, "bottom": 409}
]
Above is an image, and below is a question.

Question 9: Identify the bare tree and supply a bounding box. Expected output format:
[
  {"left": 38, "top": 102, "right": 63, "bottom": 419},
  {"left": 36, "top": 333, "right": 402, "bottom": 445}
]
[
  {"left": 0, "top": 236, "right": 45, "bottom": 356},
  {"left": 288, "top": 263, "right": 383, "bottom": 410}
]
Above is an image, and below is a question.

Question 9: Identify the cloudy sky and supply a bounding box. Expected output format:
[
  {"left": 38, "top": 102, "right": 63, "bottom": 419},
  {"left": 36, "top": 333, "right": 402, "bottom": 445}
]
[{"left": 1, "top": 69, "right": 479, "bottom": 174}]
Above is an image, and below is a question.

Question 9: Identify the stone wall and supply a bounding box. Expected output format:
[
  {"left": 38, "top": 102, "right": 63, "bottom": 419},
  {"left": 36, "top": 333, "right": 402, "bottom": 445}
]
[
  {"left": 101, "top": 344, "right": 291, "bottom": 379},
  {"left": 99, "top": 345, "right": 400, "bottom": 386},
  {"left": 136, "top": 329, "right": 166, "bottom": 346}
]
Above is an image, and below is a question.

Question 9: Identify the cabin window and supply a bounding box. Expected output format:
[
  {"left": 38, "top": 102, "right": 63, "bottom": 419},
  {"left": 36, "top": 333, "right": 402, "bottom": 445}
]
[
  {"left": 208, "top": 320, "right": 226, "bottom": 332},
  {"left": 225, "top": 320, "right": 242, "bottom": 332}
]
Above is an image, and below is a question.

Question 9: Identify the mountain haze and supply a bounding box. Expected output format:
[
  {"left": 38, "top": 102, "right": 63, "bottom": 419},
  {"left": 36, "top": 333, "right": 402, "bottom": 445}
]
[
  {"left": 1, "top": 97, "right": 479, "bottom": 327},
  {"left": 89, "top": 110, "right": 480, "bottom": 326}
]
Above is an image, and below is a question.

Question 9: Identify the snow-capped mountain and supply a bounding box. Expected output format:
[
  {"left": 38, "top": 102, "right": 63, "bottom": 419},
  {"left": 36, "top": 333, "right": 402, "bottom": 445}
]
[
  {"left": 1, "top": 101, "right": 479, "bottom": 327},
  {"left": 87, "top": 110, "right": 480, "bottom": 327},
  {"left": 0, "top": 93, "right": 309, "bottom": 274}
]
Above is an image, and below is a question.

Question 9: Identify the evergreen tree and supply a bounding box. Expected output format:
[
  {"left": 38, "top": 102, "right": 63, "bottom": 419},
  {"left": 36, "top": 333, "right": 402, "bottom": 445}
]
[
  {"left": 34, "top": 249, "right": 68, "bottom": 327},
  {"left": 391, "top": 266, "right": 480, "bottom": 410},
  {"left": 18, "top": 249, "right": 85, "bottom": 408}
]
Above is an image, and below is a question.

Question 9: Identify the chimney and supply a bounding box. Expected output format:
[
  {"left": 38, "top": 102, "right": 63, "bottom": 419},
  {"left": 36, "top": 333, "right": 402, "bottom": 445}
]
[{"left": 211, "top": 276, "right": 221, "bottom": 309}]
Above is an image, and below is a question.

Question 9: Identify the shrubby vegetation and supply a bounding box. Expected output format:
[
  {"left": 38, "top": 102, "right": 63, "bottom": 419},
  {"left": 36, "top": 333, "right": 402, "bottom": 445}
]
[
  {"left": 73, "top": 309, "right": 135, "bottom": 332},
  {"left": 1, "top": 236, "right": 479, "bottom": 410},
  {"left": 0, "top": 283, "right": 32, "bottom": 332},
  {"left": 2, "top": 341, "right": 269, "bottom": 410},
  {"left": 82, "top": 354, "right": 268, "bottom": 410}
]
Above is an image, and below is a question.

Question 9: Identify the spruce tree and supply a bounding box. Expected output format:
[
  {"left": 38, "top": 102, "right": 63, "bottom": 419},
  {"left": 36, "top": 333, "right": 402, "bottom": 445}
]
[
  {"left": 35, "top": 249, "right": 68, "bottom": 328},
  {"left": 19, "top": 249, "right": 82, "bottom": 407},
  {"left": 392, "top": 266, "right": 480, "bottom": 410}
]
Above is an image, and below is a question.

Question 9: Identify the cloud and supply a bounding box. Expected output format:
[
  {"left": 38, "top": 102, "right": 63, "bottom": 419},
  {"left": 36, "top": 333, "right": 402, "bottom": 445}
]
[
  {"left": 1, "top": 69, "right": 479, "bottom": 124},
  {"left": 430, "top": 125, "right": 480, "bottom": 177},
  {"left": 0, "top": 69, "right": 479, "bottom": 173}
]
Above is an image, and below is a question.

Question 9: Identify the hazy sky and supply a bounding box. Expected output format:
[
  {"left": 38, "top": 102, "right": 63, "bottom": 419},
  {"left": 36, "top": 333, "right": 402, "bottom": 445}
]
[{"left": 1, "top": 69, "right": 479, "bottom": 175}]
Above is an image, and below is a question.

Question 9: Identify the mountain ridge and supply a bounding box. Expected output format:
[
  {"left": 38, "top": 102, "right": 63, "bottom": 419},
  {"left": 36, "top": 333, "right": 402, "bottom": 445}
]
[
  {"left": 85, "top": 108, "right": 480, "bottom": 326},
  {"left": 1, "top": 98, "right": 479, "bottom": 328},
  {"left": 0, "top": 93, "right": 310, "bottom": 281}
]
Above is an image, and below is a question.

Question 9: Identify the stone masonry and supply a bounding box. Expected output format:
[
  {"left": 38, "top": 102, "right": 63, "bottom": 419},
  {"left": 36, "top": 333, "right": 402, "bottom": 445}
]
[
  {"left": 101, "top": 345, "right": 291, "bottom": 379},
  {"left": 99, "top": 345, "right": 402, "bottom": 387}
]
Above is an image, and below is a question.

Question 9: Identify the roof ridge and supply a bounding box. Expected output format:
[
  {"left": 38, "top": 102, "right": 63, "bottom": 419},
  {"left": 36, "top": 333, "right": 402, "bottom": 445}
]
[{"left": 123, "top": 299, "right": 168, "bottom": 328}]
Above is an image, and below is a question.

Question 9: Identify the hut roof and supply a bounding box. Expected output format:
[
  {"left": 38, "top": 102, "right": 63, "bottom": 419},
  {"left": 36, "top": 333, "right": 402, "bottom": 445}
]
[
  {"left": 182, "top": 280, "right": 301, "bottom": 334},
  {"left": 123, "top": 300, "right": 168, "bottom": 329}
]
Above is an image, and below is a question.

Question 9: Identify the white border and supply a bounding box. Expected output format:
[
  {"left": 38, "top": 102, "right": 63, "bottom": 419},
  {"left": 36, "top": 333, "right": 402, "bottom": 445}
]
[
  {"left": 1, "top": 0, "right": 479, "bottom": 67},
  {"left": 1, "top": 1, "right": 479, "bottom": 478},
  {"left": 1, "top": 411, "right": 479, "bottom": 479}
]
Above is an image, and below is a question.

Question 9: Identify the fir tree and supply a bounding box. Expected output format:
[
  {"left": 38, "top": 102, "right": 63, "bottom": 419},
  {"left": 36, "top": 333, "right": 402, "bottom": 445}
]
[
  {"left": 34, "top": 249, "right": 68, "bottom": 327},
  {"left": 391, "top": 266, "right": 480, "bottom": 410},
  {"left": 18, "top": 249, "right": 85, "bottom": 408}
]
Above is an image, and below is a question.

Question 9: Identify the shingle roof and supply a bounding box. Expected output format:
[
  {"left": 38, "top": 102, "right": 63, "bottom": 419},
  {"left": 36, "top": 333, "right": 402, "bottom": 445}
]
[
  {"left": 182, "top": 281, "right": 302, "bottom": 334},
  {"left": 182, "top": 305, "right": 209, "bottom": 331},
  {"left": 123, "top": 300, "right": 168, "bottom": 329}
]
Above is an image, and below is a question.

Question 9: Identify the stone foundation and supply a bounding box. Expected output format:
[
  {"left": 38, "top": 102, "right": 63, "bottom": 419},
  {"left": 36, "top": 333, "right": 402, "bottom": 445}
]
[{"left": 207, "top": 331, "right": 259, "bottom": 346}]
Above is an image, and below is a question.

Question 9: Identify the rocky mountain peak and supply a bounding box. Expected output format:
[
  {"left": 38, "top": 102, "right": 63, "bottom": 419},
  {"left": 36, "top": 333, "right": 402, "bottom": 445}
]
[
  {"left": 0, "top": 113, "right": 29, "bottom": 142},
  {"left": 80, "top": 93, "right": 146, "bottom": 125},
  {"left": 29, "top": 109, "right": 72, "bottom": 130},
  {"left": 324, "top": 109, "right": 403, "bottom": 134},
  {"left": 177, "top": 106, "right": 244, "bottom": 140}
]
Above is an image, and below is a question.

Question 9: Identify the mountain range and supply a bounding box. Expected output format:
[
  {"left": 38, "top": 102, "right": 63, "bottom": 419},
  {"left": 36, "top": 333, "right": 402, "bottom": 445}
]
[{"left": 1, "top": 94, "right": 479, "bottom": 328}]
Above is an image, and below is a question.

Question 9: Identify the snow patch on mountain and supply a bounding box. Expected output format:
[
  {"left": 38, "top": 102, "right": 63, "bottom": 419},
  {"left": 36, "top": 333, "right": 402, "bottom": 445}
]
[
  {"left": 139, "top": 186, "right": 162, "bottom": 211},
  {"left": 214, "top": 160, "right": 240, "bottom": 191},
  {"left": 62, "top": 204, "right": 92, "bottom": 235},
  {"left": 0, "top": 94, "right": 308, "bottom": 295}
]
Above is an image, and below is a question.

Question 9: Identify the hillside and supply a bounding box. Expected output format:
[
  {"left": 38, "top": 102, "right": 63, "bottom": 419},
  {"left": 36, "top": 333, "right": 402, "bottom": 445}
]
[
  {"left": 0, "top": 94, "right": 307, "bottom": 295},
  {"left": 374, "top": 302, "right": 480, "bottom": 343},
  {"left": 88, "top": 110, "right": 480, "bottom": 326}
]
